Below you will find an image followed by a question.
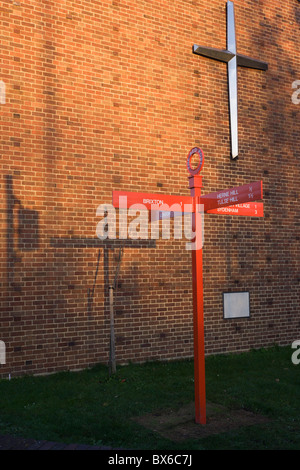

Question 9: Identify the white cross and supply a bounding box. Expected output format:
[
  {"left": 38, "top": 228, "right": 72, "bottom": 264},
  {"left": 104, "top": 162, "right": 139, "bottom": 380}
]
[{"left": 193, "top": 1, "right": 268, "bottom": 159}]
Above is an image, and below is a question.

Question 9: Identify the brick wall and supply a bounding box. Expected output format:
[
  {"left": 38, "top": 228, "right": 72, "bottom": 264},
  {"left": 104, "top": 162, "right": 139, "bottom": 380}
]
[{"left": 0, "top": 0, "right": 299, "bottom": 377}]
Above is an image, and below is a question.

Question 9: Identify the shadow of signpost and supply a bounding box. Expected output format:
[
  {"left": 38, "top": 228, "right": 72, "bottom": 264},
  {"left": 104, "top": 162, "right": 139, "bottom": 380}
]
[
  {"left": 50, "top": 236, "right": 156, "bottom": 368},
  {"left": 5, "top": 175, "right": 40, "bottom": 291},
  {"left": 49, "top": 237, "right": 156, "bottom": 313}
]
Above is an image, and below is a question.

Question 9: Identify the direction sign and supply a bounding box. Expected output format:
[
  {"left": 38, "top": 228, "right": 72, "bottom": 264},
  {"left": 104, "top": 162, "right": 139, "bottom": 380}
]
[
  {"left": 113, "top": 180, "right": 263, "bottom": 215},
  {"left": 113, "top": 190, "right": 192, "bottom": 211},
  {"left": 201, "top": 181, "right": 263, "bottom": 212},
  {"left": 207, "top": 202, "right": 264, "bottom": 217},
  {"left": 111, "top": 147, "right": 265, "bottom": 426}
]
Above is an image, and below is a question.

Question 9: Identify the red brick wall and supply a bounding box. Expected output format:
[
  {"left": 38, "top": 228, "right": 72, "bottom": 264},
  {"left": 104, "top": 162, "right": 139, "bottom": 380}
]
[{"left": 1, "top": 0, "right": 299, "bottom": 377}]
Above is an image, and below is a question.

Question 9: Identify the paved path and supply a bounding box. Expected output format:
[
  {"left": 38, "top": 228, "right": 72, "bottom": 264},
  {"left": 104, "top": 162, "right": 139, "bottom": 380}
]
[{"left": 0, "top": 434, "right": 118, "bottom": 450}]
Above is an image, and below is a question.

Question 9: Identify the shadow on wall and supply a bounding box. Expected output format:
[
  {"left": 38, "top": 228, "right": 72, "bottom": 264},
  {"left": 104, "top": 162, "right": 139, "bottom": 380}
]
[
  {"left": 5, "top": 175, "right": 40, "bottom": 291},
  {"left": 5, "top": 173, "right": 156, "bottom": 311},
  {"left": 49, "top": 237, "right": 156, "bottom": 316},
  {"left": 4, "top": 174, "right": 157, "bottom": 372}
]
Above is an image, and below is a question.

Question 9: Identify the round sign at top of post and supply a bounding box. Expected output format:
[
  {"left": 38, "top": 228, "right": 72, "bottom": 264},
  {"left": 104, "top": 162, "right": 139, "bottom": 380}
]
[{"left": 187, "top": 147, "right": 204, "bottom": 175}]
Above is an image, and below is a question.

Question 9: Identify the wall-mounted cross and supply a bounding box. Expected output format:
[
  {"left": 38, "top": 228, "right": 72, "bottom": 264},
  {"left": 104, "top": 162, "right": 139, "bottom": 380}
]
[{"left": 193, "top": 1, "right": 268, "bottom": 159}]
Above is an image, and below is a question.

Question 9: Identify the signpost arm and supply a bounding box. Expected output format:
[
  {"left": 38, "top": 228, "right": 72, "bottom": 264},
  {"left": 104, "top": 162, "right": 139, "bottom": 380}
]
[{"left": 189, "top": 173, "right": 206, "bottom": 425}]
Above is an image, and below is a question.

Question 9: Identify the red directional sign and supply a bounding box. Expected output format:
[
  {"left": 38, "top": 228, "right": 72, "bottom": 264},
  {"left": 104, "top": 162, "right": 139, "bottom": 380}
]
[
  {"left": 201, "top": 181, "right": 263, "bottom": 212},
  {"left": 113, "top": 180, "right": 263, "bottom": 215},
  {"left": 207, "top": 202, "right": 264, "bottom": 217},
  {"left": 111, "top": 147, "right": 265, "bottom": 426},
  {"left": 113, "top": 190, "right": 192, "bottom": 211}
]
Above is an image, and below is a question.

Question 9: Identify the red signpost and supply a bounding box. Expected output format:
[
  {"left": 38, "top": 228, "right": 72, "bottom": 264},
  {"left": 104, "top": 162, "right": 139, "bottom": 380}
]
[
  {"left": 187, "top": 148, "right": 206, "bottom": 424},
  {"left": 112, "top": 148, "right": 264, "bottom": 425}
]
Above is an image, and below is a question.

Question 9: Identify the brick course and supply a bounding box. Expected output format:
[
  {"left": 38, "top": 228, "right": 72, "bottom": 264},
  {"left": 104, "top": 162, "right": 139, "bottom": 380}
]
[{"left": 0, "top": 0, "right": 299, "bottom": 377}]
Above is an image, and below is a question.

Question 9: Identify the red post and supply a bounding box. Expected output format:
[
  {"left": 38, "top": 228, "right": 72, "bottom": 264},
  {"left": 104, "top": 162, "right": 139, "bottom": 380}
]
[{"left": 189, "top": 173, "right": 206, "bottom": 425}]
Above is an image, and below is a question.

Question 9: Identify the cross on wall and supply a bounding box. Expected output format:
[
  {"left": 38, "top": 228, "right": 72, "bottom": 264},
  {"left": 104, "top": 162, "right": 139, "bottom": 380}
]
[{"left": 193, "top": 1, "right": 268, "bottom": 159}]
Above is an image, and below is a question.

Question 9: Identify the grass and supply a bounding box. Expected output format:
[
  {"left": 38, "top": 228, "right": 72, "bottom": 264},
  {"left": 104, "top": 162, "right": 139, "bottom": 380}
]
[{"left": 0, "top": 345, "right": 299, "bottom": 450}]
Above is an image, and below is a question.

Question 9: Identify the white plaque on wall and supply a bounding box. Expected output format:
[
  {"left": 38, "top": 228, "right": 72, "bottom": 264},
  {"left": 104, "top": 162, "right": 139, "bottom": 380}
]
[{"left": 223, "top": 291, "right": 250, "bottom": 319}]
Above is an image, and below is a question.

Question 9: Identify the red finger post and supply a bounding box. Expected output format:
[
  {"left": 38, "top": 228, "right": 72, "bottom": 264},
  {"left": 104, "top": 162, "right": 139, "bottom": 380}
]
[
  {"left": 111, "top": 146, "right": 264, "bottom": 426},
  {"left": 187, "top": 147, "right": 206, "bottom": 425}
]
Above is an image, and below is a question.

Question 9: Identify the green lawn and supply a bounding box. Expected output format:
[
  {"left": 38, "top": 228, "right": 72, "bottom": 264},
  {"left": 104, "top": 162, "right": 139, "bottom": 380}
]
[{"left": 0, "top": 346, "right": 299, "bottom": 450}]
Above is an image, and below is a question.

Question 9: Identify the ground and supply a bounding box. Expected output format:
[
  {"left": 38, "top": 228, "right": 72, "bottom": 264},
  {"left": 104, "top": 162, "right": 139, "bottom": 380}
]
[
  {"left": 133, "top": 402, "right": 269, "bottom": 441},
  {"left": 0, "top": 402, "right": 269, "bottom": 449}
]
